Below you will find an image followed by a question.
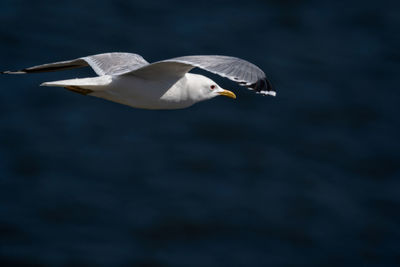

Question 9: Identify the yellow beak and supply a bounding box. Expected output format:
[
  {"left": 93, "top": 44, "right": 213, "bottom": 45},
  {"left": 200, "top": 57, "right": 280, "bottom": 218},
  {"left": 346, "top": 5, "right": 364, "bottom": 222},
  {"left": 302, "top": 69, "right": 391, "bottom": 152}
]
[{"left": 218, "top": 89, "right": 236, "bottom": 99}]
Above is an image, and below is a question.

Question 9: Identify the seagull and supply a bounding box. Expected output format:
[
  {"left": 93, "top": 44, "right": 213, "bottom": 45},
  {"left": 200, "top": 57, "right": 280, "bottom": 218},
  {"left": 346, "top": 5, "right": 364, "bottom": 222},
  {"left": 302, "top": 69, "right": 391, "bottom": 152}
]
[{"left": 1, "top": 52, "right": 275, "bottom": 110}]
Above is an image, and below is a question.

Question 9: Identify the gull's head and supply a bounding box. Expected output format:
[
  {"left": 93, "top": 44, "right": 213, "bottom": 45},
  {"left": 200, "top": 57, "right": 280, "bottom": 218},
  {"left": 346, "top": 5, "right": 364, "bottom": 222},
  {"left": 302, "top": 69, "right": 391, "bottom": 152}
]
[{"left": 186, "top": 74, "right": 236, "bottom": 102}]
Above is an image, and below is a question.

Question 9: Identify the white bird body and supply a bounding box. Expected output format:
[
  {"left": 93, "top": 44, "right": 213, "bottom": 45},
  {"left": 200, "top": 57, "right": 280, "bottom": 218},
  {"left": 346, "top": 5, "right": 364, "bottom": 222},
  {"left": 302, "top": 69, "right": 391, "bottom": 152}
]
[
  {"left": 2, "top": 52, "right": 275, "bottom": 110},
  {"left": 42, "top": 73, "right": 221, "bottom": 110}
]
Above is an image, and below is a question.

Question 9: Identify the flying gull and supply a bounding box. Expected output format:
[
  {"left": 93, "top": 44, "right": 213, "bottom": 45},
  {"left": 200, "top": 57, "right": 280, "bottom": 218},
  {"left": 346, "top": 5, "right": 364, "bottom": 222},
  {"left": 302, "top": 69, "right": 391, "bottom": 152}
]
[{"left": 2, "top": 52, "right": 275, "bottom": 110}]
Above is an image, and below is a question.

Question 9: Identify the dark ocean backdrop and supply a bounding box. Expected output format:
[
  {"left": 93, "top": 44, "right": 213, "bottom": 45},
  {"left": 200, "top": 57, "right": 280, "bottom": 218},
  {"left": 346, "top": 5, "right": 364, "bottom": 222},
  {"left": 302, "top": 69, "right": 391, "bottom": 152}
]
[{"left": 0, "top": 0, "right": 399, "bottom": 266}]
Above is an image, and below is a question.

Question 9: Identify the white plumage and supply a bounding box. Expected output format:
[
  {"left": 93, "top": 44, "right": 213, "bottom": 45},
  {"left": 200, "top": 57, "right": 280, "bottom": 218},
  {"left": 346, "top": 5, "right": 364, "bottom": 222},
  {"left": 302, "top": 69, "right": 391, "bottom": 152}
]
[{"left": 2, "top": 52, "right": 276, "bottom": 110}]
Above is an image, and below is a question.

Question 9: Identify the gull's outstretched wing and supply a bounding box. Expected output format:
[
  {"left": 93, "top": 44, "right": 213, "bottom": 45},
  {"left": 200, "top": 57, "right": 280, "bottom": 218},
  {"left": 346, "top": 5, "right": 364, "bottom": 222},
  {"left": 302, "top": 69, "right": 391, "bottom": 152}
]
[
  {"left": 128, "top": 55, "right": 275, "bottom": 96},
  {"left": 1, "top": 52, "right": 149, "bottom": 76}
]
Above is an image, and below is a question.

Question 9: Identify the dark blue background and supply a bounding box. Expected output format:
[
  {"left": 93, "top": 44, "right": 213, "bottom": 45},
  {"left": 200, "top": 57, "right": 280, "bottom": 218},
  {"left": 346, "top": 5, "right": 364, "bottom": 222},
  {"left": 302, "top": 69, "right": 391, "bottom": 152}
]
[{"left": 1, "top": 0, "right": 399, "bottom": 265}]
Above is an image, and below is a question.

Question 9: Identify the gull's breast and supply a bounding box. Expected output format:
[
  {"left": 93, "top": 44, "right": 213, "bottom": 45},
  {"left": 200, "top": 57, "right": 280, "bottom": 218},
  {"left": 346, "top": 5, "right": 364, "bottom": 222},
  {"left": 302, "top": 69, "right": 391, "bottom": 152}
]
[{"left": 89, "top": 75, "right": 193, "bottom": 110}]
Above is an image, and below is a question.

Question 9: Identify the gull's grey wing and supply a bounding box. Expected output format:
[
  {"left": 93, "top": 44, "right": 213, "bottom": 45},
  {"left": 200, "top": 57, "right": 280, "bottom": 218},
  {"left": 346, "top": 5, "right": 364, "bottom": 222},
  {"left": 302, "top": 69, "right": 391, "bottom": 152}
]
[
  {"left": 128, "top": 55, "right": 275, "bottom": 95},
  {"left": 82, "top": 53, "right": 149, "bottom": 75},
  {"left": 1, "top": 52, "right": 149, "bottom": 76}
]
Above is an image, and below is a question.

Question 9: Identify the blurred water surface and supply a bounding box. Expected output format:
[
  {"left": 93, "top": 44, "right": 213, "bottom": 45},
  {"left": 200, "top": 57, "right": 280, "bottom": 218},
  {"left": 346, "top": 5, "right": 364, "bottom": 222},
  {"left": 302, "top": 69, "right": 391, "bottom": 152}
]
[{"left": 0, "top": 0, "right": 399, "bottom": 266}]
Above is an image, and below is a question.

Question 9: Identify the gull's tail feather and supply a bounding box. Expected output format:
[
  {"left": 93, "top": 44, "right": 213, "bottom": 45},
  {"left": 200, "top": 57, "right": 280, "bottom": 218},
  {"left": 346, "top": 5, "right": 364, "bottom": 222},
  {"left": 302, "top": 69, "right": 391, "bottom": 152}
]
[{"left": 41, "top": 76, "right": 112, "bottom": 93}]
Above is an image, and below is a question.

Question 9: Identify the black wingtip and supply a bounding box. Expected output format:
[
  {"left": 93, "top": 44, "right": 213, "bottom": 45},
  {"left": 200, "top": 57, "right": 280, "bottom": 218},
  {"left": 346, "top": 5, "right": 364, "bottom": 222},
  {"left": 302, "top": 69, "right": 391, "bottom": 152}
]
[
  {"left": 1, "top": 70, "right": 27, "bottom": 74},
  {"left": 248, "top": 77, "right": 276, "bottom": 96}
]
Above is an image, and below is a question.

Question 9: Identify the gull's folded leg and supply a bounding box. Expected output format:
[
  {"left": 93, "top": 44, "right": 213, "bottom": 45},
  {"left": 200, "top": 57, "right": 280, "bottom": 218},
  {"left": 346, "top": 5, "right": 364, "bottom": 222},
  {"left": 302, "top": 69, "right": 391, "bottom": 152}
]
[{"left": 65, "top": 86, "right": 93, "bottom": 95}]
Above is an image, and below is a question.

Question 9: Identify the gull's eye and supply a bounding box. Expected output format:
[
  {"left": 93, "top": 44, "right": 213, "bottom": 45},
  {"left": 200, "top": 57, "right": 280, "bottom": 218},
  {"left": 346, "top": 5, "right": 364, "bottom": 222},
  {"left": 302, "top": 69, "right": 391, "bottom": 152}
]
[{"left": 210, "top": 85, "right": 216, "bottom": 90}]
